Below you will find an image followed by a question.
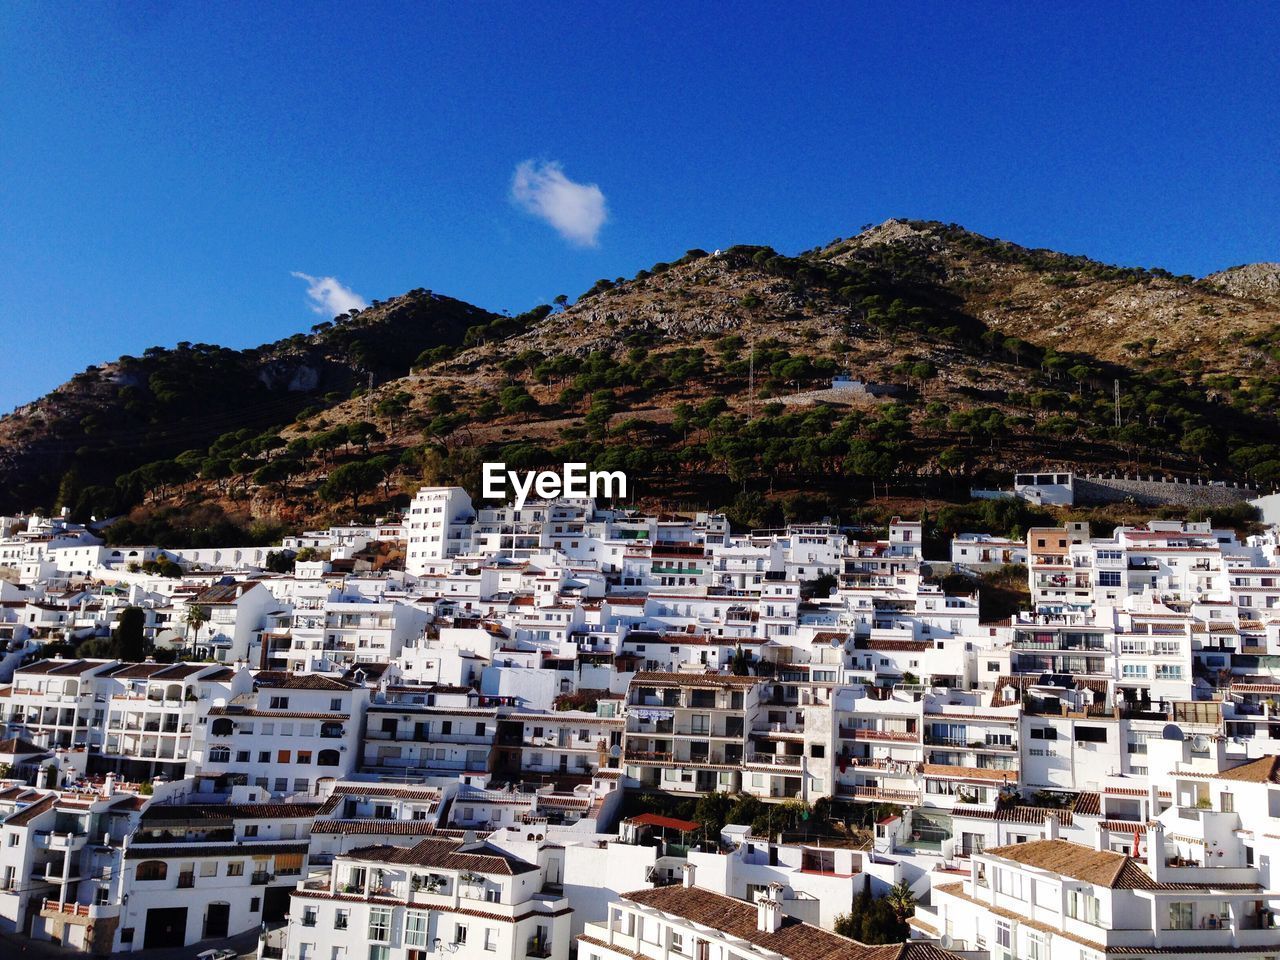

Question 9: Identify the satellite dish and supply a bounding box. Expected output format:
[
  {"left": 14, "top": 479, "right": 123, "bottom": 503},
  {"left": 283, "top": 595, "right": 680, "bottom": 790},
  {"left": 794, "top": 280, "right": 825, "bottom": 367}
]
[
  {"left": 1161, "top": 723, "right": 1184, "bottom": 742},
  {"left": 609, "top": 744, "right": 622, "bottom": 759},
  {"left": 940, "top": 935, "right": 953, "bottom": 949},
  {"left": 1192, "top": 735, "right": 1209, "bottom": 751}
]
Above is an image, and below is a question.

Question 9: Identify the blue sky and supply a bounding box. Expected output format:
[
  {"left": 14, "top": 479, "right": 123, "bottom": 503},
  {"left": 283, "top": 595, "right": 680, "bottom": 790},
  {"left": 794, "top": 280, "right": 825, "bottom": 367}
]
[{"left": 1, "top": 3, "right": 1277, "bottom": 412}]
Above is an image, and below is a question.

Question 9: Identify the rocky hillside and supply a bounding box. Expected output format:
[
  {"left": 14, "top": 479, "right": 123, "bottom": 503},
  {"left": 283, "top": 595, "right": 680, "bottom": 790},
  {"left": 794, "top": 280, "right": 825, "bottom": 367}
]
[
  {"left": 3, "top": 221, "right": 1279, "bottom": 543},
  {"left": 0, "top": 290, "right": 494, "bottom": 514},
  {"left": 821, "top": 220, "right": 1280, "bottom": 375},
  {"left": 1205, "top": 262, "right": 1280, "bottom": 307}
]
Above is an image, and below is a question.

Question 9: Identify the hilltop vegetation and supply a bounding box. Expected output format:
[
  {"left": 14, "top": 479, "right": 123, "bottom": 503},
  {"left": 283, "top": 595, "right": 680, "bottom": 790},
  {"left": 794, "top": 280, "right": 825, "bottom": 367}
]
[{"left": 2, "top": 220, "right": 1279, "bottom": 543}]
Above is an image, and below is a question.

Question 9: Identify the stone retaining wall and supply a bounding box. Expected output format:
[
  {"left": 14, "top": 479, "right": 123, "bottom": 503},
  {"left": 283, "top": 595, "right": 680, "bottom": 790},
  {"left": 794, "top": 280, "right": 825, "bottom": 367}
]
[{"left": 1074, "top": 475, "right": 1256, "bottom": 508}]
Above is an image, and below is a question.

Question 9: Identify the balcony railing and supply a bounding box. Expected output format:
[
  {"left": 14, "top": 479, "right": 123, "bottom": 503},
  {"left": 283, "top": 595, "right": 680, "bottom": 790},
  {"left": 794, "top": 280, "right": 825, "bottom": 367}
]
[
  {"left": 623, "top": 750, "right": 672, "bottom": 763},
  {"left": 839, "top": 727, "right": 917, "bottom": 742},
  {"left": 745, "top": 753, "right": 802, "bottom": 768}
]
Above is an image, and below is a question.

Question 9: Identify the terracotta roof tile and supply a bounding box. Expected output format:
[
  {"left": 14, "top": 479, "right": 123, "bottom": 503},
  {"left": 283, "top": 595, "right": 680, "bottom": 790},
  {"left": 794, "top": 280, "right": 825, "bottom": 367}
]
[
  {"left": 620, "top": 886, "right": 953, "bottom": 960},
  {"left": 343, "top": 838, "right": 538, "bottom": 876},
  {"left": 984, "top": 839, "right": 1156, "bottom": 889}
]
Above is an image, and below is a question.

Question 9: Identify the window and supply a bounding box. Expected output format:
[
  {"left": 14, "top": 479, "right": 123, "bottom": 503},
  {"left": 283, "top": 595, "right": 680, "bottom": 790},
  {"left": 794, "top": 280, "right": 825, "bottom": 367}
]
[
  {"left": 226, "top": 861, "right": 244, "bottom": 877},
  {"left": 244, "top": 824, "right": 259, "bottom": 837},
  {"left": 404, "top": 910, "right": 428, "bottom": 947},
  {"left": 200, "top": 862, "right": 218, "bottom": 877},
  {"left": 277, "top": 750, "right": 292, "bottom": 764},
  {"left": 454, "top": 924, "right": 468, "bottom": 945},
  {"left": 270, "top": 696, "right": 290, "bottom": 709},
  {"left": 136, "top": 860, "right": 167, "bottom": 881},
  {"left": 1098, "top": 571, "right": 1121, "bottom": 587},
  {"left": 318, "top": 749, "right": 340, "bottom": 766},
  {"left": 368, "top": 907, "right": 392, "bottom": 942},
  {"left": 484, "top": 928, "right": 498, "bottom": 952},
  {"left": 330, "top": 698, "right": 343, "bottom": 711},
  {"left": 1168, "top": 902, "right": 1193, "bottom": 930},
  {"left": 297, "top": 751, "right": 312, "bottom": 765},
  {"left": 299, "top": 945, "right": 314, "bottom": 960},
  {"left": 996, "top": 869, "right": 1024, "bottom": 899},
  {"left": 334, "top": 909, "right": 349, "bottom": 931},
  {"left": 1067, "top": 889, "right": 1100, "bottom": 924},
  {"left": 302, "top": 906, "right": 318, "bottom": 927}
]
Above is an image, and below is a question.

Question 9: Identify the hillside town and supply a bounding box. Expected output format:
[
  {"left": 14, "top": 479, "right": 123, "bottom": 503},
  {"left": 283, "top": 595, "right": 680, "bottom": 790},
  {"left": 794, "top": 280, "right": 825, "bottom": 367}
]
[{"left": 0, "top": 483, "right": 1278, "bottom": 960}]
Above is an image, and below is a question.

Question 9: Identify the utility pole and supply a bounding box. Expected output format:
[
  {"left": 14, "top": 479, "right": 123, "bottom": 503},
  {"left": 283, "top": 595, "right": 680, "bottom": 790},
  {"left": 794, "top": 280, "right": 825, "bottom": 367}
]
[
  {"left": 748, "top": 326, "right": 755, "bottom": 420},
  {"left": 1114, "top": 379, "right": 1121, "bottom": 428},
  {"left": 366, "top": 372, "right": 374, "bottom": 420}
]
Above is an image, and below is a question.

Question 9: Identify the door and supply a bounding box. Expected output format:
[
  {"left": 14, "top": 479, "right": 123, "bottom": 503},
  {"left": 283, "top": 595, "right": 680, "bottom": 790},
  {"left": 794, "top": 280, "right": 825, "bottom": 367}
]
[
  {"left": 204, "top": 902, "right": 230, "bottom": 939},
  {"left": 144, "top": 907, "right": 187, "bottom": 949},
  {"left": 263, "top": 886, "right": 292, "bottom": 921}
]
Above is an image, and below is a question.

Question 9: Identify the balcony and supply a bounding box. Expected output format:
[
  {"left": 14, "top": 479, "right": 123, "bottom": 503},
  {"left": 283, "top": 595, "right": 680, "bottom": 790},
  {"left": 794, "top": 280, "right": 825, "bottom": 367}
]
[
  {"left": 526, "top": 937, "right": 553, "bottom": 959},
  {"left": 745, "top": 753, "right": 802, "bottom": 768},
  {"left": 924, "top": 736, "right": 1017, "bottom": 752},
  {"left": 624, "top": 750, "right": 673, "bottom": 764},
  {"left": 839, "top": 727, "right": 917, "bottom": 742},
  {"left": 251, "top": 871, "right": 272, "bottom": 885},
  {"left": 839, "top": 785, "right": 921, "bottom": 804},
  {"left": 40, "top": 900, "right": 118, "bottom": 922},
  {"left": 34, "top": 832, "right": 87, "bottom": 853}
]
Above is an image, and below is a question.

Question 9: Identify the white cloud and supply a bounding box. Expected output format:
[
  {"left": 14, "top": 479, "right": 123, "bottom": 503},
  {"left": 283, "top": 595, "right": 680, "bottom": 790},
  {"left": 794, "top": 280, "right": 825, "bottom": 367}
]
[
  {"left": 291, "top": 271, "right": 368, "bottom": 317},
  {"left": 511, "top": 160, "right": 607, "bottom": 247}
]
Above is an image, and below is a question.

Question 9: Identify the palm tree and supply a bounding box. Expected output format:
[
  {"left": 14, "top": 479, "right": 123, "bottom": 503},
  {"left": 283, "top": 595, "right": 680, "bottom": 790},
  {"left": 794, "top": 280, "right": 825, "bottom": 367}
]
[
  {"left": 183, "top": 604, "right": 209, "bottom": 659},
  {"left": 885, "top": 879, "right": 917, "bottom": 920}
]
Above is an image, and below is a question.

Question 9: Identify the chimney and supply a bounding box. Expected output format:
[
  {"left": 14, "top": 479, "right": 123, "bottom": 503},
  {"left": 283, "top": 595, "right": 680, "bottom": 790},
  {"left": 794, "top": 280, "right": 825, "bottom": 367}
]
[
  {"left": 1146, "top": 822, "right": 1166, "bottom": 881},
  {"left": 757, "top": 893, "right": 783, "bottom": 933},
  {"left": 682, "top": 862, "right": 696, "bottom": 888},
  {"left": 1044, "top": 814, "right": 1059, "bottom": 841},
  {"left": 1094, "top": 822, "right": 1109, "bottom": 852},
  {"left": 101, "top": 773, "right": 116, "bottom": 798}
]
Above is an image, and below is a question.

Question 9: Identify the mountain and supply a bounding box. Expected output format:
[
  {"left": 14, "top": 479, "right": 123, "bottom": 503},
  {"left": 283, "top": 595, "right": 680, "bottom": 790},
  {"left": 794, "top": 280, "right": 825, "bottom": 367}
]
[
  {"left": 821, "top": 220, "right": 1280, "bottom": 373},
  {"left": 1204, "top": 262, "right": 1280, "bottom": 307},
  {"left": 0, "top": 290, "right": 494, "bottom": 515},
  {"left": 3, "top": 221, "right": 1278, "bottom": 543}
]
